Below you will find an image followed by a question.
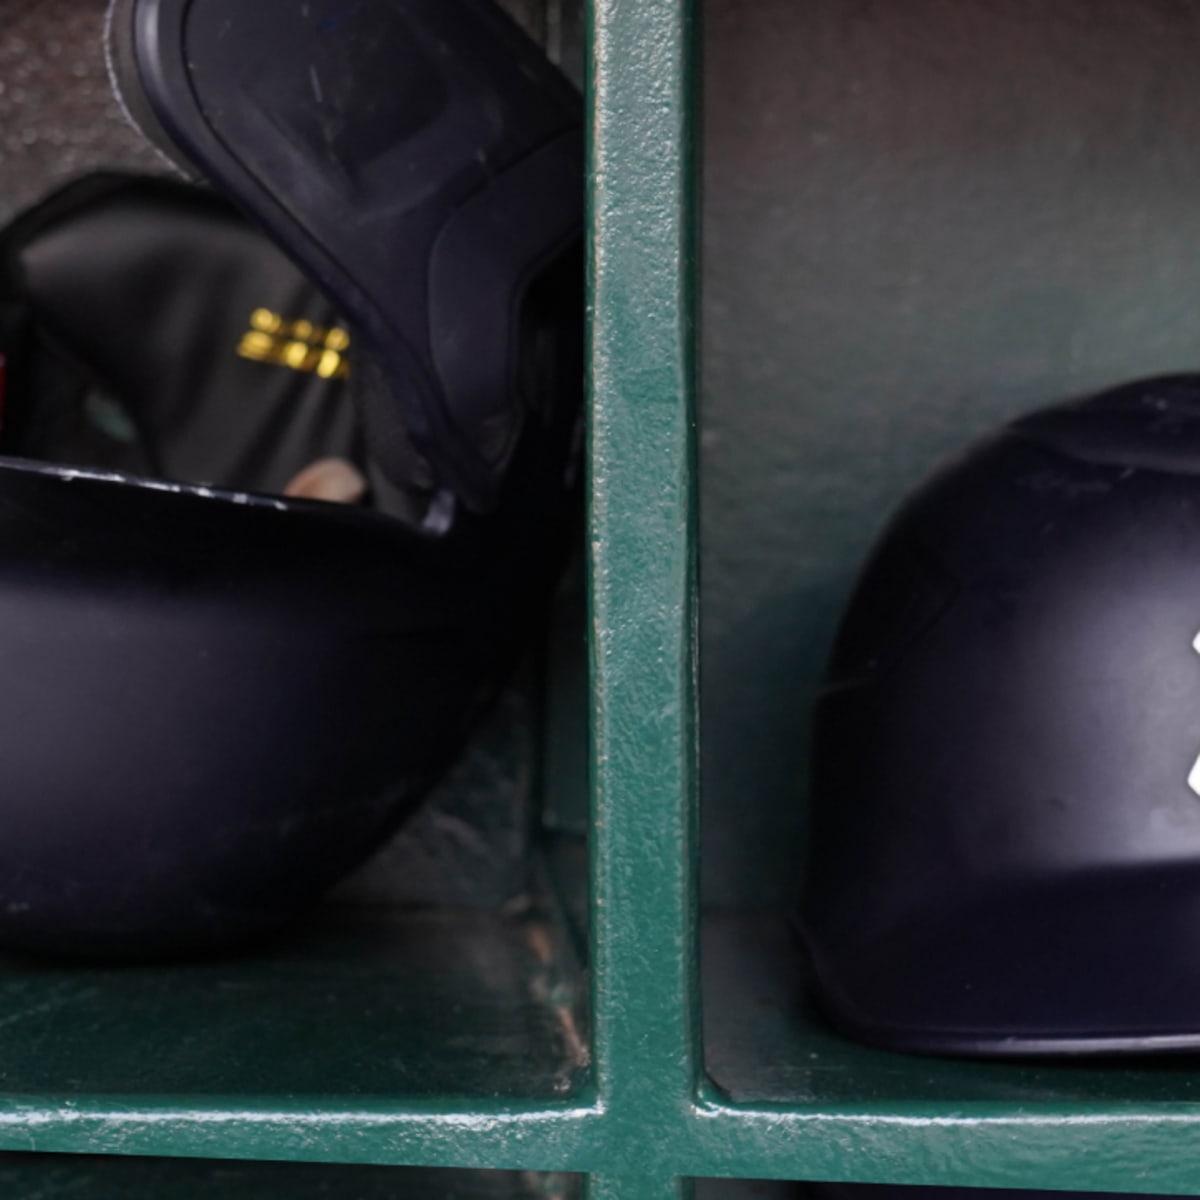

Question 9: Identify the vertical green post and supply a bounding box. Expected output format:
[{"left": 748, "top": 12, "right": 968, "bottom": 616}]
[
  {"left": 586, "top": 0, "right": 700, "bottom": 1128},
  {"left": 587, "top": 1176, "right": 696, "bottom": 1200}
]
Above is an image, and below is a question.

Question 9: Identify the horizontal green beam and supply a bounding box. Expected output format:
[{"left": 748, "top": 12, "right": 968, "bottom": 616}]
[
  {"left": 0, "top": 1098, "right": 601, "bottom": 1172},
  {"left": 688, "top": 1096, "right": 1200, "bottom": 1195},
  {"left": 12, "top": 1090, "right": 1200, "bottom": 1194}
]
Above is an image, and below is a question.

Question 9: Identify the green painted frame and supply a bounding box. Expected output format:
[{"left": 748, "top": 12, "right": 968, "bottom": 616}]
[{"left": 3, "top": 2, "right": 1200, "bottom": 1195}]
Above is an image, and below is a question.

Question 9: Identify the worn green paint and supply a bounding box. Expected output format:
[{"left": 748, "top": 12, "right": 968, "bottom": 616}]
[
  {"left": 0, "top": 1096, "right": 599, "bottom": 1172},
  {"left": 586, "top": 0, "right": 701, "bottom": 1119}
]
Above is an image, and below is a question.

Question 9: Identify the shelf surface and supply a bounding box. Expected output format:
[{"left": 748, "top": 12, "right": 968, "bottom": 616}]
[
  {"left": 0, "top": 904, "right": 584, "bottom": 1099},
  {"left": 699, "top": 914, "right": 1200, "bottom": 1192},
  {"left": 0, "top": 902, "right": 593, "bottom": 1165},
  {"left": 704, "top": 913, "right": 1200, "bottom": 1107}
]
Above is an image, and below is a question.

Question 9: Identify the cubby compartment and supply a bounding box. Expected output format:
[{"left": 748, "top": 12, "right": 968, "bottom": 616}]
[
  {"left": 6, "top": 0, "right": 1200, "bottom": 1195},
  {"left": 699, "top": 0, "right": 1200, "bottom": 910},
  {"left": 697, "top": 0, "right": 1200, "bottom": 1192},
  {"left": 0, "top": 0, "right": 594, "bottom": 1168}
]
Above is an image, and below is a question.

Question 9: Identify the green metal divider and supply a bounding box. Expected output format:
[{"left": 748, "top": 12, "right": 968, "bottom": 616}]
[{"left": 587, "top": 0, "right": 701, "bottom": 1136}]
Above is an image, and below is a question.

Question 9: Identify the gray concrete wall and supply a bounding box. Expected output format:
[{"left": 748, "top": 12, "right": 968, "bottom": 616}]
[{"left": 700, "top": 0, "right": 1200, "bottom": 905}]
